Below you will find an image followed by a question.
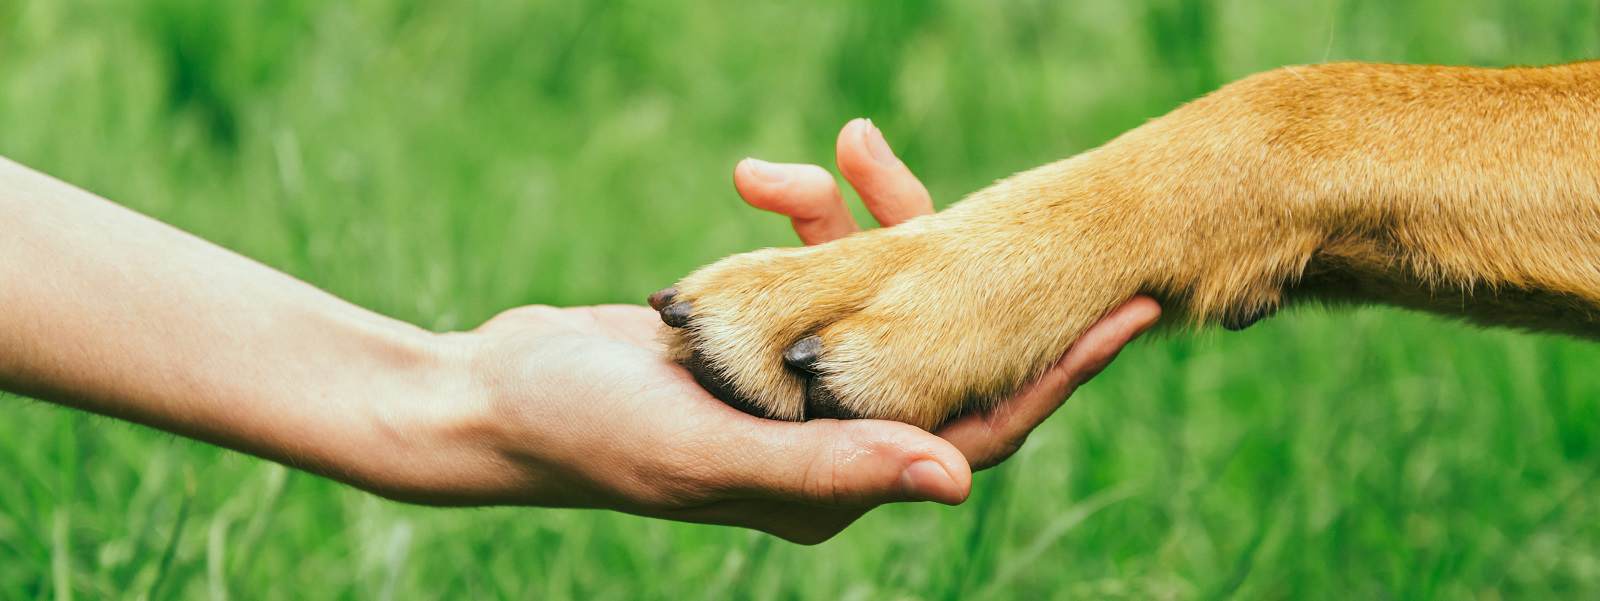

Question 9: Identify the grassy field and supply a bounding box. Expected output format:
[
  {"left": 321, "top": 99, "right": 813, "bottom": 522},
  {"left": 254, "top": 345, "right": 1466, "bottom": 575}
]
[{"left": 3, "top": 0, "right": 1600, "bottom": 598}]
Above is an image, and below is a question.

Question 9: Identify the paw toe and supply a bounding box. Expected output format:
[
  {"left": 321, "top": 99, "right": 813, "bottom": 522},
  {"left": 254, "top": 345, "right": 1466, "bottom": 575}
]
[{"left": 678, "top": 340, "right": 790, "bottom": 420}]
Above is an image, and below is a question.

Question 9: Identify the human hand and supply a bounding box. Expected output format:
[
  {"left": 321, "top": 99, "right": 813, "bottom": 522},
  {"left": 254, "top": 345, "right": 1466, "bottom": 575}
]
[
  {"left": 388, "top": 120, "right": 1157, "bottom": 544},
  {"left": 422, "top": 303, "right": 966, "bottom": 544}
]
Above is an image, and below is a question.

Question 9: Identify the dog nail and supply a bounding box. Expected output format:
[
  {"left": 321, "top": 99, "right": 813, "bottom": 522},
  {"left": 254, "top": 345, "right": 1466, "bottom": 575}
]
[
  {"left": 783, "top": 335, "right": 824, "bottom": 371},
  {"left": 647, "top": 287, "right": 678, "bottom": 310},
  {"left": 661, "top": 301, "right": 693, "bottom": 328}
]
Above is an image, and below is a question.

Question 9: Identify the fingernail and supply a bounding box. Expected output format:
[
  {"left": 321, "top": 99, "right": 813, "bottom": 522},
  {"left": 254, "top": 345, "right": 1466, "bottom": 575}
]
[
  {"left": 900, "top": 460, "right": 963, "bottom": 505},
  {"left": 861, "top": 120, "right": 900, "bottom": 166},
  {"left": 742, "top": 158, "right": 788, "bottom": 183}
]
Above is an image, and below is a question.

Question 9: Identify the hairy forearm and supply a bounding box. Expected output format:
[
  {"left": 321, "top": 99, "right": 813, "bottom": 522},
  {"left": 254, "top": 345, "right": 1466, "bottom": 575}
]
[{"left": 0, "top": 157, "right": 481, "bottom": 493}]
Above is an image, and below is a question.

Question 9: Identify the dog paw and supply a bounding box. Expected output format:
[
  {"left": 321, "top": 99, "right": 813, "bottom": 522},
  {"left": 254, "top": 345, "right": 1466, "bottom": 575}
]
[
  {"left": 653, "top": 195, "right": 1139, "bottom": 430},
  {"left": 655, "top": 69, "right": 1350, "bottom": 428}
]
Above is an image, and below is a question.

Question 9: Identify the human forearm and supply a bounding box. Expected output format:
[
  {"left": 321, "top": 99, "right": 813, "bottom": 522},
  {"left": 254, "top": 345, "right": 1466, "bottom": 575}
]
[{"left": 0, "top": 156, "right": 480, "bottom": 494}]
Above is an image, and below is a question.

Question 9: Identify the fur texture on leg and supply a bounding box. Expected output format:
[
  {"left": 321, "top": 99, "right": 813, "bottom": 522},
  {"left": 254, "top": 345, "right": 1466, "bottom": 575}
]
[{"left": 658, "top": 62, "right": 1600, "bottom": 429}]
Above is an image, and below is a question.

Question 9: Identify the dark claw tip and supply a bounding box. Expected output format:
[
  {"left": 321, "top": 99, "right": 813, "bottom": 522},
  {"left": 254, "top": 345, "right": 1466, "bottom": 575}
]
[
  {"left": 660, "top": 301, "right": 693, "bottom": 328},
  {"left": 647, "top": 287, "right": 679, "bottom": 311},
  {"left": 783, "top": 335, "right": 824, "bottom": 371}
]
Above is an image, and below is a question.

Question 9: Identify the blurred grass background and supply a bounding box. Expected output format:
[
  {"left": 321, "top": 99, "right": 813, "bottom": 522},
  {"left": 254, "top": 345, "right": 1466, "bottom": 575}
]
[{"left": 2, "top": 0, "right": 1599, "bottom": 598}]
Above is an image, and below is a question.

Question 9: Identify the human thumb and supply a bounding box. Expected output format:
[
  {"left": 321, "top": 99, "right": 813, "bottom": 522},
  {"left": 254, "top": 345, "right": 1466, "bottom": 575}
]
[{"left": 719, "top": 418, "right": 972, "bottom": 506}]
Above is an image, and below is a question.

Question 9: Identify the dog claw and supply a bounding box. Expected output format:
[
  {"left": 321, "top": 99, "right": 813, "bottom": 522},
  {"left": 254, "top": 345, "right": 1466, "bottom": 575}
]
[
  {"left": 660, "top": 301, "right": 693, "bottom": 328},
  {"left": 783, "top": 335, "right": 824, "bottom": 371},
  {"left": 647, "top": 287, "right": 679, "bottom": 310}
]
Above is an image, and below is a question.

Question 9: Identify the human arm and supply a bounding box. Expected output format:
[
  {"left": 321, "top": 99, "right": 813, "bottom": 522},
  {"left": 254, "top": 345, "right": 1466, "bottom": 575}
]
[
  {"left": 0, "top": 118, "right": 1157, "bottom": 543},
  {"left": 0, "top": 154, "right": 962, "bottom": 543}
]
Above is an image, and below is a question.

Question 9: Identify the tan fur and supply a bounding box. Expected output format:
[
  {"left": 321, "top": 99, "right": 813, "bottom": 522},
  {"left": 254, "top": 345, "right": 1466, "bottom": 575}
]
[{"left": 666, "top": 62, "right": 1600, "bottom": 430}]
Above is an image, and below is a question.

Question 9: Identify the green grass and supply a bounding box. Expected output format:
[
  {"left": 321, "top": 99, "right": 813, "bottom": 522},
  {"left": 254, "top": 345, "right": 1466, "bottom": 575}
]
[{"left": 2, "top": 0, "right": 1600, "bottom": 598}]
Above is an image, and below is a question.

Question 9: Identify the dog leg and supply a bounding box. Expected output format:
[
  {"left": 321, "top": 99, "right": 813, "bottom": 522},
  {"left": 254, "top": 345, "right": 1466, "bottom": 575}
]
[{"left": 660, "top": 61, "right": 1600, "bottom": 428}]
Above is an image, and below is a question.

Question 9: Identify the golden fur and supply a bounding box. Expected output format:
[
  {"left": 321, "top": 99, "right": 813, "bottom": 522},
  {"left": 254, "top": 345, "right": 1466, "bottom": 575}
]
[{"left": 660, "top": 61, "right": 1600, "bottom": 430}]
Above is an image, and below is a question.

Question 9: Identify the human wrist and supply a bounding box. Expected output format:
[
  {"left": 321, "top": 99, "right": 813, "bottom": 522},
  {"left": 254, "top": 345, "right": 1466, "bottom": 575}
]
[{"left": 332, "top": 324, "right": 505, "bottom": 505}]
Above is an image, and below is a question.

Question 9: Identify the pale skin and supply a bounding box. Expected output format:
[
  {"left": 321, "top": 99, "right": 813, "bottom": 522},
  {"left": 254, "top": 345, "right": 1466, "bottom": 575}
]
[{"left": 0, "top": 120, "right": 1159, "bottom": 544}]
